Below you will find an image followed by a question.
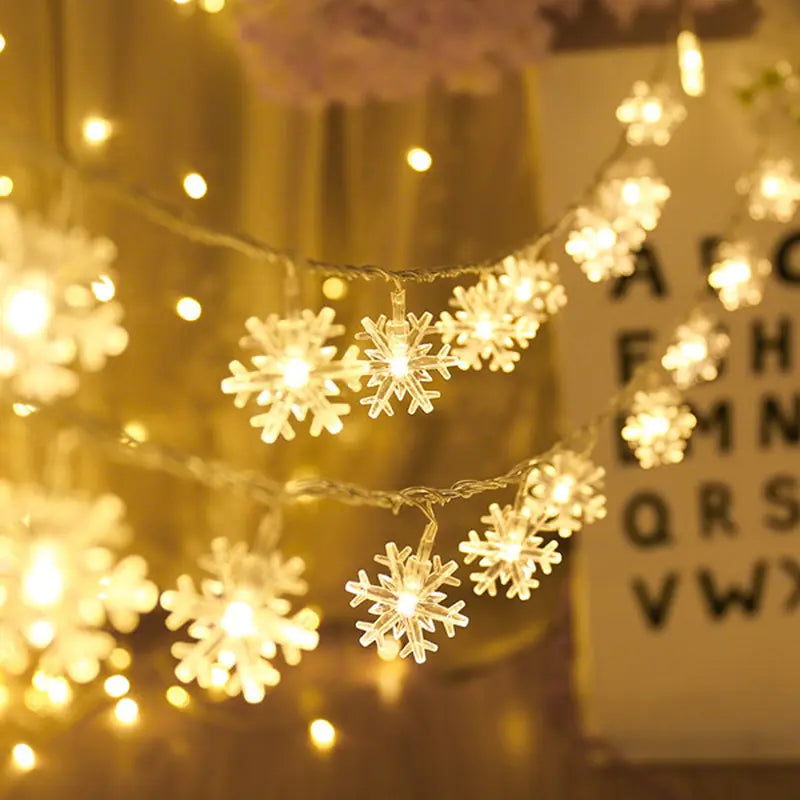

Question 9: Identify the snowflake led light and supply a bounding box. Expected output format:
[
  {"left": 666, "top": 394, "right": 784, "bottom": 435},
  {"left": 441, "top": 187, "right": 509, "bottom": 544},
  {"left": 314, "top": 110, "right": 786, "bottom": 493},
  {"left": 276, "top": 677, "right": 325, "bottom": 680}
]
[
  {"left": 0, "top": 482, "right": 157, "bottom": 683},
  {"left": 161, "top": 531, "right": 319, "bottom": 703},
  {"left": 708, "top": 240, "right": 771, "bottom": 311},
  {"left": 524, "top": 450, "right": 607, "bottom": 538},
  {"left": 616, "top": 81, "right": 686, "bottom": 146},
  {"left": 662, "top": 310, "right": 730, "bottom": 389},
  {"left": 459, "top": 502, "right": 562, "bottom": 600},
  {"left": 598, "top": 159, "right": 671, "bottom": 232},
  {"left": 565, "top": 206, "right": 644, "bottom": 282},
  {"left": 622, "top": 387, "right": 697, "bottom": 469},
  {"left": 736, "top": 158, "right": 800, "bottom": 223},
  {"left": 222, "top": 306, "right": 366, "bottom": 443},
  {"left": 357, "top": 290, "right": 457, "bottom": 417},
  {"left": 498, "top": 253, "right": 567, "bottom": 320},
  {"left": 345, "top": 522, "right": 468, "bottom": 663},
  {"left": 0, "top": 203, "right": 128, "bottom": 402},
  {"left": 437, "top": 276, "right": 539, "bottom": 373}
]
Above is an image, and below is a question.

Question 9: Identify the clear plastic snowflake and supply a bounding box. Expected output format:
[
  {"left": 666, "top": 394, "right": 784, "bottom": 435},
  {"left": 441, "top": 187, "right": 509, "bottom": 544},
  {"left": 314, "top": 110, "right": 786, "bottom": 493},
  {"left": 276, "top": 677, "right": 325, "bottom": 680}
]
[
  {"left": 662, "top": 310, "right": 730, "bottom": 389},
  {"left": 524, "top": 450, "right": 607, "bottom": 538},
  {"left": 0, "top": 203, "right": 129, "bottom": 402},
  {"left": 565, "top": 206, "right": 644, "bottom": 282},
  {"left": 357, "top": 300, "right": 457, "bottom": 417},
  {"left": 708, "top": 240, "right": 772, "bottom": 311},
  {"left": 616, "top": 81, "right": 687, "bottom": 146},
  {"left": 736, "top": 157, "right": 800, "bottom": 223},
  {"left": 0, "top": 482, "right": 157, "bottom": 684},
  {"left": 345, "top": 524, "right": 468, "bottom": 663},
  {"left": 221, "top": 306, "right": 366, "bottom": 443},
  {"left": 161, "top": 527, "right": 319, "bottom": 703},
  {"left": 622, "top": 387, "right": 697, "bottom": 469},
  {"left": 437, "top": 276, "right": 539, "bottom": 373},
  {"left": 498, "top": 253, "right": 567, "bottom": 321},
  {"left": 459, "top": 502, "right": 562, "bottom": 601},
  {"left": 598, "top": 159, "right": 671, "bottom": 232}
]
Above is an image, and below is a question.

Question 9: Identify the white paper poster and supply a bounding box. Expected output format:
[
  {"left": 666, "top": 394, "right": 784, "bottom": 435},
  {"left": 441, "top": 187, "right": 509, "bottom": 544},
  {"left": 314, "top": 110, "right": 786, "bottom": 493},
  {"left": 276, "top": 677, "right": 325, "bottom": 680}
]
[{"left": 537, "top": 28, "right": 800, "bottom": 760}]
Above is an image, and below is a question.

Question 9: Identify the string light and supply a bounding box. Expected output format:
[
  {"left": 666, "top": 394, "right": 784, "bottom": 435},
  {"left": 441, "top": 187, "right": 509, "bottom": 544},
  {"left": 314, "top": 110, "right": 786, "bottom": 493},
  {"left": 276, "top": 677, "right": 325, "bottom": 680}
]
[
  {"left": 113, "top": 697, "right": 139, "bottom": 725},
  {"left": 677, "top": 30, "right": 706, "bottom": 97},
  {"left": 598, "top": 159, "right": 671, "bottom": 232},
  {"left": 406, "top": 147, "right": 432, "bottom": 172},
  {"left": 0, "top": 176, "right": 13, "bottom": 197},
  {"left": 176, "top": 296, "right": 202, "bottom": 321},
  {"left": 565, "top": 207, "right": 642, "bottom": 282},
  {"left": 11, "top": 743, "right": 36, "bottom": 772},
  {"left": 91, "top": 275, "right": 116, "bottom": 302},
  {"left": 107, "top": 647, "right": 131, "bottom": 671},
  {"left": 737, "top": 157, "right": 800, "bottom": 223},
  {"left": 182, "top": 172, "right": 207, "bottom": 199},
  {"left": 309, "top": 719, "right": 337, "bottom": 751},
  {"left": 322, "top": 276, "right": 347, "bottom": 300},
  {"left": 81, "top": 116, "right": 113, "bottom": 146},
  {"left": 104, "top": 674, "right": 130, "bottom": 698},
  {"left": 166, "top": 685, "right": 191, "bottom": 709},
  {"left": 616, "top": 81, "right": 686, "bottom": 146},
  {"left": 708, "top": 240, "right": 772, "bottom": 311},
  {"left": 662, "top": 310, "right": 730, "bottom": 389}
]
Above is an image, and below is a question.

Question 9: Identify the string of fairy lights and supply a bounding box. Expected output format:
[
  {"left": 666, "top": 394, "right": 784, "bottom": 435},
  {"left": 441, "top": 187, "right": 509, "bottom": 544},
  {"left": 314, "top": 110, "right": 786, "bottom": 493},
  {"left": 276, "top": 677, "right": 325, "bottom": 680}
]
[{"left": 0, "top": 4, "right": 799, "bottom": 777}]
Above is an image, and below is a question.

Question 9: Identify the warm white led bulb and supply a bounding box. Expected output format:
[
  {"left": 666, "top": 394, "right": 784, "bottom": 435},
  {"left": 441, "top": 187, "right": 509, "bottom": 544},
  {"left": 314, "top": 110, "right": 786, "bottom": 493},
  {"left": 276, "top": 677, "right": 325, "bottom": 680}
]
[
  {"left": 26, "top": 620, "right": 56, "bottom": 649},
  {"left": 82, "top": 116, "right": 113, "bottom": 145},
  {"left": 11, "top": 743, "right": 36, "bottom": 771},
  {"left": 0, "top": 176, "right": 13, "bottom": 197},
  {"left": 23, "top": 548, "right": 64, "bottom": 607},
  {"left": 282, "top": 357, "right": 311, "bottom": 389},
  {"left": 406, "top": 147, "right": 432, "bottom": 172},
  {"left": 2, "top": 287, "right": 51, "bottom": 337},
  {"left": 309, "top": 718, "right": 337, "bottom": 750},
  {"left": 104, "top": 674, "right": 130, "bottom": 698},
  {"left": 677, "top": 30, "right": 705, "bottom": 97},
  {"left": 474, "top": 319, "right": 495, "bottom": 341},
  {"left": 641, "top": 100, "right": 663, "bottom": 123},
  {"left": 389, "top": 353, "right": 409, "bottom": 378},
  {"left": 395, "top": 591, "right": 418, "bottom": 617},
  {"left": 183, "top": 172, "right": 207, "bottom": 199},
  {"left": 220, "top": 600, "right": 256, "bottom": 638},
  {"left": 114, "top": 697, "right": 139, "bottom": 725}
]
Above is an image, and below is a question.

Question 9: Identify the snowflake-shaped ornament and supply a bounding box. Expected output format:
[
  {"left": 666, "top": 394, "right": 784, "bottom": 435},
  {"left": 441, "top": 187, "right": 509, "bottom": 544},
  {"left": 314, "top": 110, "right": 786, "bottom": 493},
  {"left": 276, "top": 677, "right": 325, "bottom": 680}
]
[
  {"left": 357, "top": 292, "right": 457, "bottom": 417},
  {"left": 565, "top": 206, "right": 644, "bottom": 283},
  {"left": 622, "top": 387, "right": 697, "bottom": 469},
  {"left": 616, "top": 81, "right": 687, "bottom": 146},
  {"left": 737, "top": 157, "right": 800, "bottom": 223},
  {"left": 459, "top": 502, "right": 562, "bottom": 600},
  {"left": 498, "top": 253, "right": 567, "bottom": 320},
  {"left": 708, "top": 240, "right": 772, "bottom": 311},
  {"left": 0, "top": 482, "right": 157, "bottom": 683},
  {"left": 222, "top": 306, "right": 366, "bottom": 443},
  {"left": 662, "top": 310, "right": 730, "bottom": 389},
  {"left": 345, "top": 521, "right": 468, "bottom": 663},
  {"left": 0, "top": 203, "right": 128, "bottom": 402},
  {"left": 524, "top": 450, "right": 607, "bottom": 538},
  {"left": 598, "top": 159, "right": 671, "bottom": 232},
  {"left": 161, "top": 529, "right": 319, "bottom": 703},
  {"left": 437, "top": 276, "right": 539, "bottom": 373}
]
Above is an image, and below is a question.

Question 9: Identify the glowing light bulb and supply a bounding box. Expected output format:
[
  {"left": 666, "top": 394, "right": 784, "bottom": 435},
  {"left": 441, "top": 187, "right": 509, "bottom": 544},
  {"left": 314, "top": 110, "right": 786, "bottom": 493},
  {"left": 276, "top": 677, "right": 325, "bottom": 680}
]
[
  {"left": 209, "top": 665, "right": 229, "bottom": 688},
  {"left": 0, "top": 35, "right": 6, "bottom": 54},
  {"left": 621, "top": 180, "right": 641, "bottom": 205},
  {"left": 514, "top": 278, "right": 534, "bottom": 303},
  {"left": 46, "top": 676, "right": 71, "bottom": 707},
  {"left": 175, "top": 296, "right": 202, "bottom": 321},
  {"left": 677, "top": 30, "right": 705, "bottom": 97},
  {"left": 2, "top": 287, "right": 51, "bottom": 337},
  {"left": 406, "top": 147, "right": 432, "bottom": 172},
  {"left": 0, "top": 176, "right": 13, "bottom": 197},
  {"left": 123, "top": 420, "right": 148, "bottom": 443},
  {"left": 389, "top": 354, "right": 409, "bottom": 378},
  {"left": 678, "top": 338, "right": 708, "bottom": 363},
  {"left": 82, "top": 116, "right": 113, "bottom": 145},
  {"left": 91, "top": 275, "right": 116, "bottom": 302},
  {"left": 551, "top": 476, "right": 575, "bottom": 505},
  {"left": 642, "top": 414, "right": 671, "bottom": 437},
  {"left": 475, "top": 319, "right": 495, "bottom": 341},
  {"left": 182, "top": 172, "right": 207, "bottom": 199},
  {"left": 220, "top": 600, "right": 256, "bottom": 638},
  {"left": 104, "top": 674, "right": 130, "bottom": 698},
  {"left": 114, "top": 697, "right": 139, "bottom": 725},
  {"left": 377, "top": 638, "right": 401, "bottom": 661},
  {"left": 596, "top": 227, "right": 617, "bottom": 249},
  {"left": 717, "top": 260, "right": 751, "bottom": 286},
  {"left": 11, "top": 743, "right": 36, "bottom": 772},
  {"left": 761, "top": 175, "right": 783, "bottom": 198},
  {"left": 166, "top": 685, "right": 191, "bottom": 709},
  {"left": 395, "top": 591, "right": 418, "bottom": 617},
  {"left": 501, "top": 542, "right": 522, "bottom": 562},
  {"left": 642, "top": 100, "right": 663, "bottom": 123},
  {"left": 282, "top": 357, "right": 310, "bottom": 390},
  {"left": 322, "top": 277, "right": 347, "bottom": 300},
  {"left": 12, "top": 402, "right": 37, "bottom": 417},
  {"left": 309, "top": 718, "right": 336, "bottom": 751},
  {"left": 23, "top": 548, "right": 64, "bottom": 607},
  {"left": 200, "top": 0, "right": 225, "bottom": 11},
  {"left": 173, "top": 0, "right": 191, "bottom": 4},
  {"left": 27, "top": 620, "right": 55, "bottom": 648},
  {"left": 108, "top": 647, "right": 131, "bottom": 671}
]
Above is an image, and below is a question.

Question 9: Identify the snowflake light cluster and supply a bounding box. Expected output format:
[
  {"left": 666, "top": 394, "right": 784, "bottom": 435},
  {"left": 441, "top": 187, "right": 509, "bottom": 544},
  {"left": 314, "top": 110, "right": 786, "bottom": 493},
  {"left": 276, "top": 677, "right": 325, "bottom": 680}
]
[
  {"left": 221, "top": 307, "right": 366, "bottom": 443},
  {"left": 161, "top": 528, "right": 319, "bottom": 703},
  {"left": 622, "top": 387, "right": 697, "bottom": 469},
  {"left": 524, "top": 450, "right": 607, "bottom": 538},
  {"left": 616, "top": 81, "right": 687, "bottom": 146},
  {"left": 662, "top": 310, "right": 730, "bottom": 389},
  {"left": 737, "top": 158, "right": 800, "bottom": 223},
  {"left": 0, "top": 203, "right": 128, "bottom": 402},
  {"left": 598, "top": 159, "right": 671, "bottom": 232},
  {"left": 437, "top": 276, "right": 539, "bottom": 373},
  {"left": 708, "top": 240, "right": 772, "bottom": 311},
  {"left": 345, "top": 523, "right": 468, "bottom": 663},
  {"left": 498, "top": 253, "right": 567, "bottom": 319},
  {"left": 459, "top": 502, "right": 562, "bottom": 600},
  {"left": 565, "top": 206, "right": 644, "bottom": 282},
  {"left": 0, "top": 482, "right": 157, "bottom": 684}
]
